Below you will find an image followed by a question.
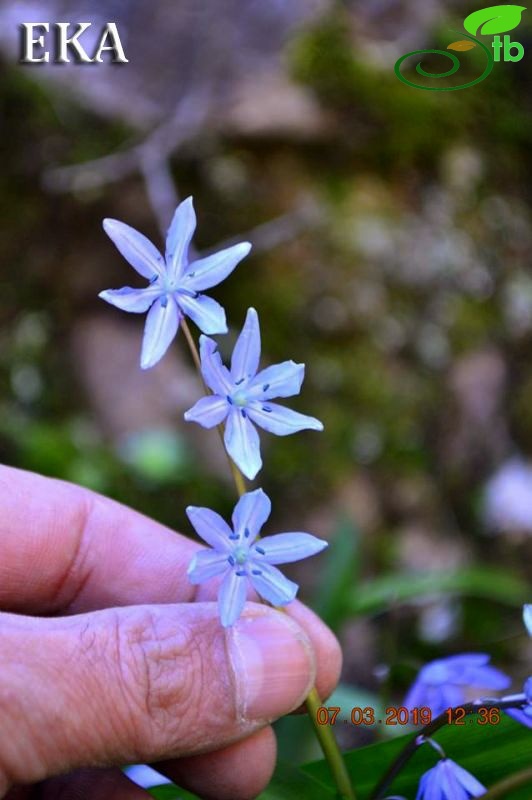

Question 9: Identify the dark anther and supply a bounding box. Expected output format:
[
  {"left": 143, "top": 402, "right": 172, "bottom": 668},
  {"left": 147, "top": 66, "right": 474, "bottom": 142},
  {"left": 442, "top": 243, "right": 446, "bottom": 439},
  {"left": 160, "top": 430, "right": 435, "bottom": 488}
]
[
  {"left": 244, "top": 527, "right": 250, "bottom": 538},
  {"left": 255, "top": 546, "right": 265, "bottom": 555},
  {"left": 263, "top": 383, "right": 270, "bottom": 391},
  {"left": 228, "top": 555, "right": 235, "bottom": 565},
  {"left": 235, "top": 378, "right": 245, "bottom": 385},
  {"left": 227, "top": 396, "right": 233, "bottom": 405},
  {"left": 161, "top": 296, "right": 168, "bottom": 308},
  {"left": 241, "top": 409, "right": 247, "bottom": 418},
  {"left": 236, "top": 570, "right": 246, "bottom": 577},
  {"left": 149, "top": 275, "right": 159, "bottom": 284},
  {"left": 262, "top": 405, "right": 272, "bottom": 412},
  {"left": 229, "top": 533, "right": 239, "bottom": 540},
  {"left": 251, "top": 569, "right": 262, "bottom": 576}
]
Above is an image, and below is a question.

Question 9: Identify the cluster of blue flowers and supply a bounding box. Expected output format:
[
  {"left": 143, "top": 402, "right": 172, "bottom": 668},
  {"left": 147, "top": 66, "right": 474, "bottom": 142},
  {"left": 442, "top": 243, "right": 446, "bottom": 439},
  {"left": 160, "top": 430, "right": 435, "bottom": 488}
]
[
  {"left": 100, "top": 197, "right": 327, "bottom": 626},
  {"left": 410, "top": 604, "right": 532, "bottom": 799}
]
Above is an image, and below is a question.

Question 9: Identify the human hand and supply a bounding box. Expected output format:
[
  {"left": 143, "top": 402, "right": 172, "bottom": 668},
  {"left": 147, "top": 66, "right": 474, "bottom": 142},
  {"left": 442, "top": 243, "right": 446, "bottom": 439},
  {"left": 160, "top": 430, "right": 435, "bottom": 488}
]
[{"left": 0, "top": 466, "right": 341, "bottom": 800}]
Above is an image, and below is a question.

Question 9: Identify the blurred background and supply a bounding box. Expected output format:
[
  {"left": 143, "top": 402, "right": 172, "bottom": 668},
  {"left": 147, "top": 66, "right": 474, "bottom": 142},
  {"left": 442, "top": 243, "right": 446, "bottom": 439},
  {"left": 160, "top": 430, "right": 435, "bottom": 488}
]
[{"left": 1, "top": 0, "right": 531, "bottom": 763}]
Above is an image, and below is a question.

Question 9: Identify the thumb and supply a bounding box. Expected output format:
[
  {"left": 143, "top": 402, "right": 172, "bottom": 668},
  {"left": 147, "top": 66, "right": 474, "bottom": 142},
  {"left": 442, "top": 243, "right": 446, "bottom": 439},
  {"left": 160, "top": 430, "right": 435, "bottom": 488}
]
[{"left": 0, "top": 603, "right": 315, "bottom": 789}]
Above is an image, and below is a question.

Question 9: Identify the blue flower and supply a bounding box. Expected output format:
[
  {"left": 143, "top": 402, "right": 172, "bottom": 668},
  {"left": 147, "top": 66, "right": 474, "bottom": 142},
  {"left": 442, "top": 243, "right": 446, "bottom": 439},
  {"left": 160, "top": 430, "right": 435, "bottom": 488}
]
[
  {"left": 416, "top": 759, "right": 485, "bottom": 800},
  {"left": 186, "top": 488, "right": 327, "bottom": 626},
  {"left": 405, "top": 654, "right": 511, "bottom": 716},
  {"left": 506, "top": 677, "right": 532, "bottom": 728},
  {"left": 99, "top": 197, "right": 251, "bottom": 369},
  {"left": 184, "top": 307, "right": 324, "bottom": 479}
]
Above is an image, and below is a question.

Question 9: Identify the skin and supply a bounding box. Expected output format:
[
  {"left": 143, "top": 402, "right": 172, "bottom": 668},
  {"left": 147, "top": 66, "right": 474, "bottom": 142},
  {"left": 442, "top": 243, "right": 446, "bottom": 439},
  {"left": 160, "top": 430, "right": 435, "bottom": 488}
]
[{"left": 0, "top": 466, "right": 341, "bottom": 800}]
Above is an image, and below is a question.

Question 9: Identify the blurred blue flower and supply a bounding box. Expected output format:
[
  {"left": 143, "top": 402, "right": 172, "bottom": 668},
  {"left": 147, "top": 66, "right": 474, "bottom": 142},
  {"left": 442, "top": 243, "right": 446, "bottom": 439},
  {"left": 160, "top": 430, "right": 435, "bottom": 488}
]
[
  {"left": 184, "top": 307, "right": 323, "bottom": 479},
  {"left": 186, "top": 488, "right": 327, "bottom": 626},
  {"left": 524, "top": 604, "right": 532, "bottom": 636},
  {"left": 506, "top": 677, "right": 532, "bottom": 728},
  {"left": 405, "top": 654, "right": 511, "bottom": 716},
  {"left": 100, "top": 197, "right": 251, "bottom": 369},
  {"left": 416, "top": 759, "right": 485, "bottom": 800}
]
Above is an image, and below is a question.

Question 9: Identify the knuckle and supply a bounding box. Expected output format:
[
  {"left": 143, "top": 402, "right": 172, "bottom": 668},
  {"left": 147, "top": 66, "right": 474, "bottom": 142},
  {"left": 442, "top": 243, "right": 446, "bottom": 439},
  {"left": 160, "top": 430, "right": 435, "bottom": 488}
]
[{"left": 110, "top": 609, "right": 202, "bottom": 749}]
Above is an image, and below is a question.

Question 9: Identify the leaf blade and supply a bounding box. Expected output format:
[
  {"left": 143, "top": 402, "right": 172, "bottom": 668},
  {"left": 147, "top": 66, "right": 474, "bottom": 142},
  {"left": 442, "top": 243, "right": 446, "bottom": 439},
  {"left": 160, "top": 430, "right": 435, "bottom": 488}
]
[{"left": 463, "top": 5, "right": 526, "bottom": 36}]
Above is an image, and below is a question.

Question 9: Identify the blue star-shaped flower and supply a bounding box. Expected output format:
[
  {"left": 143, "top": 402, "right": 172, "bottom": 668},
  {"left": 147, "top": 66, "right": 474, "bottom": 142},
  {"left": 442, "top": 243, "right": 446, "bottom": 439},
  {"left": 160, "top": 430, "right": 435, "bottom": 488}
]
[
  {"left": 506, "top": 606, "right": 532, "bottom": 728},
  {"left": 184, "top": 307, "right": 324, "bottom": 479},
  {"left": 416, "top": 759, "right": 485, "bottom": 800},
  {"left": 186, "top": 488, "right": 327, "bottom": 626},
  {"left": 99, "top": 197, "right": 251, "bottom": 369},
  {"left": 405, "top": 654, "right": 510, "bottom": 716}
]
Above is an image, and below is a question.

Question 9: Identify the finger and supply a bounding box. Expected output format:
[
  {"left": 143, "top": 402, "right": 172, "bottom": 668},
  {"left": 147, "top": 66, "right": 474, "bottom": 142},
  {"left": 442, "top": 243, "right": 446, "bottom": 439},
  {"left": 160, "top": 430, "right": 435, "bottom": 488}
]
[
  {"left": 0, "top": 603, "right": 314, "bottom": 790},
  {"left": 0, "top": 464, "right": 200, "bottom": 613},
  {"left": 38, "top": 768, "right": 150, "bottom": 799},
  {"left": 287, "top": 602, "right": 342, "bottom": 705},
  {"left": 158, "top": 727, "right": 277, "bottom": 800}
]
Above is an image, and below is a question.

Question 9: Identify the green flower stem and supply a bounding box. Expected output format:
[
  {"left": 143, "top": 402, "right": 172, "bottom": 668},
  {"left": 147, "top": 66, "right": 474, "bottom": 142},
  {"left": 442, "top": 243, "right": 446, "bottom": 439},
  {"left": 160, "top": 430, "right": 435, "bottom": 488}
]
[
  {"left": 181, "top": 317, "right": 356, "bottom": 800},
  {"left": 479, "top": 767, "right": 532, "bottom": 799}
]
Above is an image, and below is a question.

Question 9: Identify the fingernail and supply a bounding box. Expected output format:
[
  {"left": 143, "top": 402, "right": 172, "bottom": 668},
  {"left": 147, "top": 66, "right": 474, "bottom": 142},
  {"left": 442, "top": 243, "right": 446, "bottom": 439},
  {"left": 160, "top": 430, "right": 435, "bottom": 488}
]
[{"left": 228, "top": 610, "right": 316, "bottom": 722}]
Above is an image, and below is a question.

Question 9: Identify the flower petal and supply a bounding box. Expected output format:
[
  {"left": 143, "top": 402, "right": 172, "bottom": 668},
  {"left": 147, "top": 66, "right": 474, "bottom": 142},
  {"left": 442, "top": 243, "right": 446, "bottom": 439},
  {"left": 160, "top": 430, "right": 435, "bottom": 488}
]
[
  {"left": 187, "top": 550, "right": 229, "bottom": 584},
  {"left": 506, "top": 707, "right": 532, "bottom": 729},
  {"left": 524, "top": 604, "right": 532, "bottom": 636},
  {"left": 249, "top": 562, "right": 298, "bottom": 606},
  {"left": 186, "top": 506, "right": 233, "bottom": 551},
  {"left": 249, "top": 360, "right": 305, "bottom": 400},
  {"left": 449, "top": 760, "right": 486, "bottom": 795},
  {"left": 140, "top": 296, "right": 180, "bottom": 369},
  {"left": 252, "top": 532, "right": 327, "bottom": 565},
  {"left": 232, "top": 488, "right": 271, "bottom": 542},
  {"left": 219, "top": 570, "right": 248, "bottom": 627},
  {"left": 184, "top": 241, "right": 251, "bottom": 292},
  {"left": 166, "top": 197, "right": 196, "bottom": 280},
  {"left": 103, "top": 218, "right": 165, "bottom": 280},
  {"left": 247, "top": 402, "right": 324, "bottom": 436},
  {"left": 404, "top": 678, "right": 428, "bottom": 711},
  {"left": 224, "top": 408, "right": 262, "bottom": 480},
  {"left": 184, "top": 396, "right": 229, "bottom": 428},
  {"left": 231, "top": 307, "right": 261, "bottom": 383},
  {"left": 199, "top": 335, "right": 233, "bottom": 395},
  {"left": 99, "top": 285, "right": 160, "bottom": 313},
  {"left": 178, "top": 292, "right": 227, "bottom": 334}
]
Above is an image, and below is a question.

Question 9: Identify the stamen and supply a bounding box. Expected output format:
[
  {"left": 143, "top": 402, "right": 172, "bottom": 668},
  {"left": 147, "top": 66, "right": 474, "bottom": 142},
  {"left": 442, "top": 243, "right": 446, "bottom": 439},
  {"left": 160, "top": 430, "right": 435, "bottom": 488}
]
[
  {"left": 235, "top": 570, "right": 246, "bottom": 577},
  {"left": 244, "top": 527, "right": 250, "bottom": 538},
  {"left": 252, "top": 569, "right": 262, "bottom": 575},
  {"left": 228, "top": 555, "right": 235, "bottom": 565},
  {"left": 161, "top": 296, "right": 168, "bottom": 308},
  {"left": 255, "top": 546, "right": 265, "bottom": 555},
  {"left": 235, "top": 378, "right": 245, "bottom": 385},
  {"left": 178, "top": 288, "right": 198, "bottom": 299},
  {"left": 241, "top": 409, "right": 247, "bottom": 418},
  {"left": 149, "top": 275, "right": 159, "bottom": 284},
  {"left": 229, "top": 533, "right": 239, "bottom": 540},
  {"left": 227, "top": 396, "right": 233, "bottom": 405},
  {"left": 262, "top": 405, "right": 272, "bottom": 412},
  {"left": 262, "top": 383, "right": 270, "bottom": 391}
]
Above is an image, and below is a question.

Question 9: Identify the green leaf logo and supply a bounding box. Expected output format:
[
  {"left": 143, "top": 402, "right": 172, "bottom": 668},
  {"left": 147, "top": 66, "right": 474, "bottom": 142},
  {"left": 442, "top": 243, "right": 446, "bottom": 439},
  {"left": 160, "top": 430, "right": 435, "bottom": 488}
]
[{"left": 464, "top": 5, "right": 526, "bottom": 36}]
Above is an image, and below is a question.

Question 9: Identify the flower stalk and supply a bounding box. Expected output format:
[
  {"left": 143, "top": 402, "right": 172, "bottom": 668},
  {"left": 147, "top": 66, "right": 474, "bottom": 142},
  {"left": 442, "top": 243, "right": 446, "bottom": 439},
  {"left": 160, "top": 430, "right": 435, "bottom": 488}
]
[{"left": 180, "top": 318, "right": 356, "bottom": 800}]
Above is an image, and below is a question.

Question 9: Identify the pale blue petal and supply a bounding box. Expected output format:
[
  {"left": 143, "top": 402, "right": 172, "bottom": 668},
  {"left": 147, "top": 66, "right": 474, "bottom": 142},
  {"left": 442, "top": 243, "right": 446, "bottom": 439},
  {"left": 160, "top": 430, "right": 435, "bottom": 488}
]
[
  {"left": 99, "top": 285, "right": 160, "bottom": 313},
  {"left": 232, "top": 489, "right": 271, "bottom": 542},
  {"left": 415, "top": 770, "right": 431, "bottom": 800},
  {"left": 449, "top": 760, "right": 485, "bottom": 796},
  {"left": 178, "top": 292, "right": 227, "bottom": 334},
  {"left": 249, "top": 360, "right": 305, "bottom": 400},
  {"left": 219, "top": 570, "right": 247, "bottom": 627},
  {"left": 404, "top": 678, "right": 428, "bottom": 711},
  {"left": 433, "top": 684, "right": 464, "bottom": 716},
  {"left": 525, "top": 676, "right": 532, "bottom": 703},
  {"left": 103, "top": 218, "right": 165, "bottom": 280},
  {"left": 230, "top": 307, "right": 261, "bottom": 383},
  {"left": 467, "top": 664, "right": 510, "bottom": 690},
  {"left": 166, "top": 197, "right": 196, "bottom": 280},
  {"left": 187, "top": 550, "right": 230, "bottom": 584},
  {"left": 249, "top": 562, "right": 298, "bottom": 606},
  {"left": 199, "top": 335, "right": 234, "bottom": 395},
  {"left": 253, "top": 532, "right": 327, "bottom": 564},
  {"left": 524, "top": 605, "right": 532, "bottom": 636},
  {"left": 186, "top": 506, "right": 233, "bottom": 551},
  {"left": 224, "top": 408, "right": 262, "bottom": 480},
  {"left": 184, "top": 241, "right": 251, "bottom": 292},
  {"left": 247, "top": 402, "right": 324, "bottom": 436},
  {"left": 506, "top": 707, "right": 532, "bottom": 728},
  {"left": 184, "top": 396, "right": 229, "bottom": 428},
  {"left": 140, "top": 296, "right": 180, "bottom": 369}
]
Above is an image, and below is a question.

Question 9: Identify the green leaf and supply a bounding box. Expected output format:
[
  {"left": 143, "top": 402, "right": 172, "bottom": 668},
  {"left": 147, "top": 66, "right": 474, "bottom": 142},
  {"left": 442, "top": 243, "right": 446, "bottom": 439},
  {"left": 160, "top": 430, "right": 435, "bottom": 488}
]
[
  {"left": 149, "top": 786, "right": 197, "bottom": 799},
  {"left": 258, "top": 762, "right": 336, "bottom": 799},
  {"left": 313, "top": 515, "right": 360, "bottom": 629},
  {"left": 464, "top": 5, "right": 526, "bottom": 36},
  {"left": 348, "top": 567, "right": 527, "bottom": 616},
  {"left": 304, "top": 716, "right": 532, "bottom": 799}
]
